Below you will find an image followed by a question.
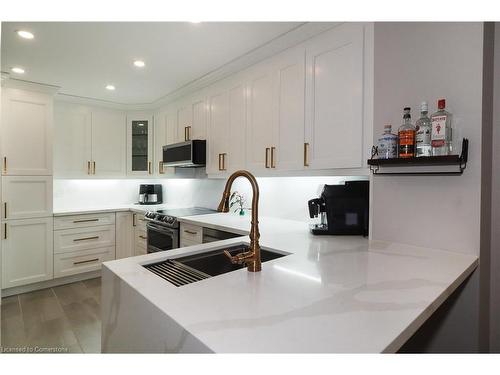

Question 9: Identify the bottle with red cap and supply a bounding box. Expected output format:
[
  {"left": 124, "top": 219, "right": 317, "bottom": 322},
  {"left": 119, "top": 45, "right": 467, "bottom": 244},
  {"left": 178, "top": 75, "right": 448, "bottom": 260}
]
[{"left": 431, "top": 99, "right": 453, "bottom": 156}]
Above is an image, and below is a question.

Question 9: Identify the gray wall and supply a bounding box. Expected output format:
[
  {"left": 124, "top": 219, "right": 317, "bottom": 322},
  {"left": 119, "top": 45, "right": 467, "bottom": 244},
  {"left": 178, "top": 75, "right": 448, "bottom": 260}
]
[
  {"left": 490, "top": 22, "right": 500, "bottom": 352},
  {"left": 372, "top": 22, "right": 486, "bottom": 352}
]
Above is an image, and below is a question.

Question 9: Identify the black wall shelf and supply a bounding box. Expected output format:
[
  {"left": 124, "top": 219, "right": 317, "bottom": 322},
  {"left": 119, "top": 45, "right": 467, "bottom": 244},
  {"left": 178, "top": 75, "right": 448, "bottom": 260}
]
[{"left": 368, "top": 138, "right": 468, "bottom": 175}]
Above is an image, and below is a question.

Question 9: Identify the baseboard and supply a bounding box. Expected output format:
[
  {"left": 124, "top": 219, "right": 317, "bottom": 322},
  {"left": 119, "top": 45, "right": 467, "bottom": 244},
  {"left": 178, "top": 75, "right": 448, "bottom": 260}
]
[{"left": 1, "top": 270, "right": 101, "bottom": 297}]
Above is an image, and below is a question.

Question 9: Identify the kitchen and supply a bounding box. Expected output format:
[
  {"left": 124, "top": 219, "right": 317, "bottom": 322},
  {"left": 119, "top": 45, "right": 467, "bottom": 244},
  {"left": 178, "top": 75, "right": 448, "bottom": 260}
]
[{"left": 0, "top": 6, "right": 499, "bottom": 371}]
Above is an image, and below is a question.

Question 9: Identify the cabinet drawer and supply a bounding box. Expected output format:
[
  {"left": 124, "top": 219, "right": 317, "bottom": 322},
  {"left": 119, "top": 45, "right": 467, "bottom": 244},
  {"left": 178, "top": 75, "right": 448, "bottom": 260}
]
[
  {"left": 180, "top": 223, "right": 203, "bottom": 243},
  {"left": 54, "top": 225, "right": 115, "bottom": 254},
  {"left": 54, "top": 212, "right": 115, "bottom": 230},
  {"left": 132, "top": 213, "right": 147, "bottom": 230},
  {"left": 54, "top": 246, "right": 115, "bottom": 278}
]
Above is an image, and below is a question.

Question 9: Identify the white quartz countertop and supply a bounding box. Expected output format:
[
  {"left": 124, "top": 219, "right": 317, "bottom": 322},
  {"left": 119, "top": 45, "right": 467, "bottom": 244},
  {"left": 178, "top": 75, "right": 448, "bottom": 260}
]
[
  {"left": 103, "top": 212, "right": 478, "bottom": 353},
  {"left": 52, "top": 204, "right": 174, "bottom": 216}
]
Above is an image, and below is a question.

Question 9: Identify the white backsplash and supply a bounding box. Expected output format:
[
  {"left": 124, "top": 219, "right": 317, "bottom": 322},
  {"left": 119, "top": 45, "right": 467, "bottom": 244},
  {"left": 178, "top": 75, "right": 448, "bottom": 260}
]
[{"left": 54, "top": 175, "right": 367, "bottom": 222}]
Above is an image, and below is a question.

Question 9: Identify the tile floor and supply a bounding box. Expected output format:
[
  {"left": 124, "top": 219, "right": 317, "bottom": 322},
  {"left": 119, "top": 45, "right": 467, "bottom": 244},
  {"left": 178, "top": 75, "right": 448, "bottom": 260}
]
[{"left": 1, "top": 278, "right": 102, "bottom": 353}]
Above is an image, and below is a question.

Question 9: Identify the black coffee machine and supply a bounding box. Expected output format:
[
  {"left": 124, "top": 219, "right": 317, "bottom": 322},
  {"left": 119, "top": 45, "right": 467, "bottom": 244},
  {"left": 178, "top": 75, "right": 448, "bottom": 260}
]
[
  {"left": 308, "top": 181, "right": 369, "bottom": 236},
  {"left": 138, "top": 184, "right": 163, "bottom": 205}
]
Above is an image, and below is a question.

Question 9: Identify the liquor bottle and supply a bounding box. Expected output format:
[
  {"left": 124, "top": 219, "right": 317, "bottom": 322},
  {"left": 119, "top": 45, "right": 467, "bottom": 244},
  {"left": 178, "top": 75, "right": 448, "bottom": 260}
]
[
  {"left": 431, "top": 99, "right": 453, "bottom": 156},
  {"left": 415, "top": 101, "right": 432, "bottom": 157},
  {"left": 377, "top": 124, "right": 398, "bottom": 159},
  {"left": 398, "top": 107, "right": 415, "bottom": 158}
]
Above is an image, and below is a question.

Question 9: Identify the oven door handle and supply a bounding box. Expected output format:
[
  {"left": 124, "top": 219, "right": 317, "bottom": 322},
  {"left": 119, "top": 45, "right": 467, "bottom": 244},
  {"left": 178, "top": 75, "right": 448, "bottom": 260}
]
[{"left": 147, "top": 222, "right": 177, "bottom": 235}]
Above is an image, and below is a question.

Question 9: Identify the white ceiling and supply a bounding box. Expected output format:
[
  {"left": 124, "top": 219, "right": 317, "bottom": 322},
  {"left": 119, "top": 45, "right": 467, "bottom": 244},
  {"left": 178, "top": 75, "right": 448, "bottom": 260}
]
[{"left": 1, "top": 22, "right": 302, "bottom": 104}]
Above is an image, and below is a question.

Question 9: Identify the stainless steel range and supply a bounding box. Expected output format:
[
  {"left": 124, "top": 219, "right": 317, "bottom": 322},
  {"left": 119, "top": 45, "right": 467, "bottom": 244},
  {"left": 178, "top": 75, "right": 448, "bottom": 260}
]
[{"left": 144, "top": 207, "right": 217, "bottom": 253}]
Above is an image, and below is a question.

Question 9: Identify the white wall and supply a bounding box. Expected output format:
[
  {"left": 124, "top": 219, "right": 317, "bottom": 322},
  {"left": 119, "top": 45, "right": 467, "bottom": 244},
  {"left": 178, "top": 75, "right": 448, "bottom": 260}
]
[
  {"left": 372, "top": 22, "right": 486, "bottom": 352},
  {"left": 53, "top": 175, "right": 367, "bottom": 221}
]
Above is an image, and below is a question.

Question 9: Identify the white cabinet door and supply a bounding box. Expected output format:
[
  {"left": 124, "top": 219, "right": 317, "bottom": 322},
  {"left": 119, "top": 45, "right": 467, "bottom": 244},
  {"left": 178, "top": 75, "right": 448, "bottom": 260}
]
[
  {"left": 227, "top": 82, "right": 247, "bottom": 173},
  {"left": 207, "top": 88, "right": 230, "bottom": 176},
  {"left": 1, "top": 176, "right": 52, "bottom": 220},
  {"left": 246, "top": 67, "right": 274, "bottom": 173},
  {"left": 177, "top": 103, "right": 192, "bottom": 142},
  {"left": 305, "top": 24, "right": 364, "bottom": 170},
  {"left": 272, "top": 47, "right": 306, "bottom": 171},
  {"left": 54, "top": 103, "right": 92, "bottom": 177},
  {"left": 191, "top": 96, "right": 207, "bottom": 140},
  {"left": 2, "top": 217, "right": 53, "bottom": 289},
  {"left": 127, "top": 113, "right": 154, "bottom": 176},
  {"left": 92, "top": 108, "right": 127, "bottom": 176},
  {"left": 1, "top": 88, "right": 53, "bottom": 176},
  {"left": 154, "top": 110, "right": 177, "bottom": 176},
  {"left": 116, "top": 212, "right": 133, "bottom": 260}
]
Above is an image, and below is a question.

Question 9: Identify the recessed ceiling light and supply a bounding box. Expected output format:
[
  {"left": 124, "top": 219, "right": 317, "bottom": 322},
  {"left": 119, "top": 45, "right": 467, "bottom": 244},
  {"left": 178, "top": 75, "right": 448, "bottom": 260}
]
[
  {"left": 16, "top": 30, "right": 34, "bottom": 39},
  {"left": 105, "top": 84, "right": 115, "bottom": 91},
  {"left": 11, "top": 67, "right": 25, "bottom": 74},
  {"left": 133, "top": 60, "right": 145, "bottom": 68}
]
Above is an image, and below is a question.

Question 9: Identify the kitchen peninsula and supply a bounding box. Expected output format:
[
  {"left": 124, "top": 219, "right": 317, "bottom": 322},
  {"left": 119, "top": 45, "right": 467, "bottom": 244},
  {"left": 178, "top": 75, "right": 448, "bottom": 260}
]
[{"left": 101, "top": 212, "right": 478, "bottom": 353}]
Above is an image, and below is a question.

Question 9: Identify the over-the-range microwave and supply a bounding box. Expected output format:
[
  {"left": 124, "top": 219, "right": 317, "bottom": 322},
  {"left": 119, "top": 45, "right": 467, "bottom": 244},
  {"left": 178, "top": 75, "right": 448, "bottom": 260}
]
[{"left": 162, "top": 140, "right": 206, "bottom": 168}]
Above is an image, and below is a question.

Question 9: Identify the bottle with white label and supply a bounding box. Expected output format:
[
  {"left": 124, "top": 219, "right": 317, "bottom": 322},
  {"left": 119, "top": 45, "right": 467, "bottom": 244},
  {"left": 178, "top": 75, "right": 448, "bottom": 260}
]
[
  {"left": 415, "top": 101, "right": 432, "bottom": 157},
  {"left": 431, "top": 99, "right": 453, "bottom": 156},
  {"left": 377, "top": 124, "right": 398, "bottom": 159}
]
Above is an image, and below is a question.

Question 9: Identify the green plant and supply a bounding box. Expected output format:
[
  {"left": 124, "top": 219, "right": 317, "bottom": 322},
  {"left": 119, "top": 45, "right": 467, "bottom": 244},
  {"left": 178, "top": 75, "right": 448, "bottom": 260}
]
[{"left": 229, "top": 191, "right": 247, "bottom": 215}]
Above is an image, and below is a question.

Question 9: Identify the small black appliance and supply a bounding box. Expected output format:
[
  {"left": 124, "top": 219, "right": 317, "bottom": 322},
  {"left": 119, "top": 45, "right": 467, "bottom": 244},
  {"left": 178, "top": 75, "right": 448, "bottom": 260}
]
[
  {"left": 138, "top": 184, "right": 163, "bottom": 205},
  {"left": 308, "top": 180, "right": 369, "bottom": 236}
]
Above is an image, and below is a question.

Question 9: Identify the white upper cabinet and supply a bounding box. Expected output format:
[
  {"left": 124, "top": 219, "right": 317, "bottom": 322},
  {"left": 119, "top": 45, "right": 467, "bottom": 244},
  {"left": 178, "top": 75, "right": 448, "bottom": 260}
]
[
  {"left": 207, "top": 87, "right": 230, "bottom": 176},
  {"left": 92, "top": 108, "right": 127, "bottom": 176},
  {"left": 304, "top": 23, "right": 365, "bottom": 170},
  {"left": 176, "top": 103, "right": 192, "bottom": 142},
  {"left": 1, "top": 88, "right": 53, "bottom": 176},
  {"left": 154, "top": 109, "right": 177, "bottom": 175},
  {"left": 54, "top": 103, "right": 92, "bottom": 177},
  {"left": 126, "top": 113, "right": 154, "bottom": 176},
  {"left": 271, "top": 47, "right": 306, "bottom": 171},
  {"left": 191, "top": 95, "right": 207, "bottom": 140},
  {"left": 245, "top": 65, "right": 274, "bottom": 173}
]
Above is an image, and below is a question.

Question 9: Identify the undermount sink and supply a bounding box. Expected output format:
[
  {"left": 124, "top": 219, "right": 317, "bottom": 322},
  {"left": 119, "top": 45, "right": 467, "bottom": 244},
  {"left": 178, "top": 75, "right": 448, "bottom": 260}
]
[{"left": 144, "top": 245, "right": 287, "bottom": 287}]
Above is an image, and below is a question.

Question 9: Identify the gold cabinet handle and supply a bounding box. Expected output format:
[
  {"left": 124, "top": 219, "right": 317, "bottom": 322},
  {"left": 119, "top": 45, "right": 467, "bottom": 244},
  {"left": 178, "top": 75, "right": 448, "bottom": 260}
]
[
  {"left": 265, "top": 148, "right": 270, "bottom": 168},
  {"left": 271, "top": 147, "right": 276, "bottom": 168},
  {"left": 87, "top": 161, "right": 91, "bottom": 175},
  {"left": 221, "top": 153, "right": 227, "bottom": 171},
  {"left": 148, "top": 161, "right": 152, "bottom": 174},
  {"left": 133, "top": 214, "right": 137, "bottom": 227},
  {"left": 304, "top": 143, "right": 310, "bottom": 167},
  {"left": 73, "top": 236, "right": 99, "bottom": 242},
  {"left": 184, "top": 126, "right": 188, "bottom": 141},
  {"left": 184, "top": 230, "right": 198, "bottom": 235},
  {"left": 187, "top": 126, "right": 192, "bottom": 141},
  {"left": 73, "top": 218, "right": 99, "bottom": 223},
  {"left": 92, "top": 161, "right": 96, "bottom": 175},
  {"left": 73, "top": 258, "right": 99, "bottom": 266},
  {"left": 139, "top": 235, "right": 147, "bottom": 240},
  {"left": 3, "top": 202, "right": 7, "bottom": 219},
  {"left": 3, "top": 157, "right": 7, "bottom": 174},
  {"left": 218, "top": 153, "right": 222, "bottom": 171},
  {"left": 3, "top": 223, "right": 7, "bottom": 240},
  {"left": 159, "top": 161, "right": 164, "bottom": 174}
]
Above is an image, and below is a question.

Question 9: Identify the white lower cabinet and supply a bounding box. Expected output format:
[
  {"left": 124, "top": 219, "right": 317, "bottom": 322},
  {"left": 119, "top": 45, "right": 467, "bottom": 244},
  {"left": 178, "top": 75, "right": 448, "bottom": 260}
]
[
  {"left": 1, "top": 217, "right": 54, "bottom": 289},
  {"left": 133, "top": 213, "right": 148, "bottom": 256},
  {"left": 116, "top": 212, "right": 134, "bottom": 259},
  {"left": 180, "top": 223, "right": 203, "bottom": 246},
  {"left": 53, "top": 213, "right": 116, "bottom": 279}
]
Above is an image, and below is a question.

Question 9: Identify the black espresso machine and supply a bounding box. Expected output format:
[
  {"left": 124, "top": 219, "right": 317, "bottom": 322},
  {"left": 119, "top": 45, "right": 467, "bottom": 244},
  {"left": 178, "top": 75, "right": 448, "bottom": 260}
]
[{"left": 308, "top": 180, "right": 369, "bottom": 236}]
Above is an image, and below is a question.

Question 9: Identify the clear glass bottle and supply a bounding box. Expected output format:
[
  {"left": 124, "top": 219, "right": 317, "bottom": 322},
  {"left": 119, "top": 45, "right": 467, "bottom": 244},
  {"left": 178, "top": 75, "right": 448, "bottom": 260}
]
[
  {"left": 398, "top": 107, "right": 415, "bottom": 158},
  {"left": 431, "top": 99, "right": 453, "bottom": 156},
  {"left": 377, "top": 124, "right": 398, "bottom": 159},
  {"left": 415, "top": 101, "right": 432, "bottom": 157}
]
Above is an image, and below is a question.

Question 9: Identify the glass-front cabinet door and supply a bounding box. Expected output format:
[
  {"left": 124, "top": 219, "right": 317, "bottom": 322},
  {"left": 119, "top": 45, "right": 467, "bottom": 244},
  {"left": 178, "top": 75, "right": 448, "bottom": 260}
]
[{"left": 126, "top": 113, "right": 154, "bottom": 176}]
